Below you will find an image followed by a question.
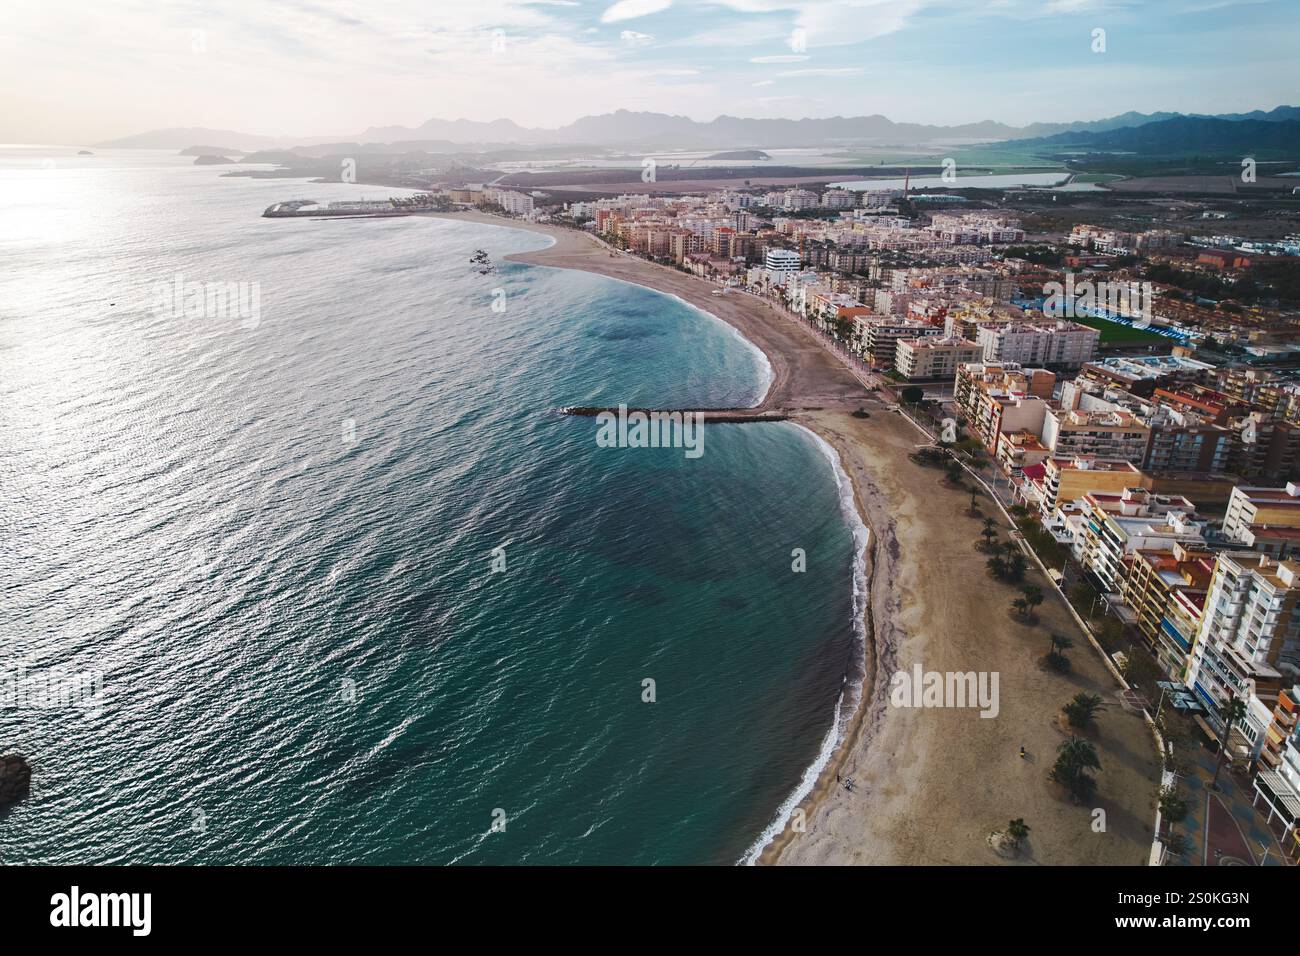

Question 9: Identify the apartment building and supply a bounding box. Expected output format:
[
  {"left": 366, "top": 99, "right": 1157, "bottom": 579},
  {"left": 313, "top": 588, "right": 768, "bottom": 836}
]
[
  {"left": 1142, "top": 420, "right": 1234, "bottom": 474},
  {"left": 860, "top": 318, "right": 942, "bottom": 368},
  {"left": 1235, "top": 413, "right": 1300, "bottom": 481},
  {"left": 1041, "top": 408, "right": 1151, "bottom": 463},
  {"left": 1187, "top": 553, "right": 1300, "bottom": 741},
  {"left": 894, "top": 336, "right": 983, "bottom": 382},
  {"left": 976, "top": 321, "right": 1101, "bottom": 369},
  {"left": 1253, "top": 685, "right": 1300, "bottom": 860},
  {"left": 996, "top": 430, "right": 1052, "bottom": 475},
  {"left": 1123, "top": 543, "right": 1216, "bottom": 680},
  {"left": 763, "top": 248, "right": 801, "bottom": 274},
  {"left": 955, "top": 362, "right": 1055, "bottom": 453},
  {"left": 821, "top": 188, "right": 857, "bottom": 210},
  {"left": 1075, "top": 488, "right": 1205, "bottom": 596},
  {"left": 1223, "top": 483, "right": 1300, "bottom": 544},
  {"left": 486, "top": 189, "right": 535, "bottom": 216}
]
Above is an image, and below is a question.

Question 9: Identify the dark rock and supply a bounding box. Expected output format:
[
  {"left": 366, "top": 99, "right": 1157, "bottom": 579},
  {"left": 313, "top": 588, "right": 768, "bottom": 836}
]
[{"left": 0, "top": 754, "right": 32, "bottom": 807}]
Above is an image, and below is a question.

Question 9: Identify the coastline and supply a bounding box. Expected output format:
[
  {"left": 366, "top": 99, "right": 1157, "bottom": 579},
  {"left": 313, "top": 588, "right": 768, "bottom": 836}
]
[
  {"left": 416, "top": 212, "right": 886, "bottom": 863},
  {"left": 412, "top": 210, "right": 1161, "bottom": 866}
]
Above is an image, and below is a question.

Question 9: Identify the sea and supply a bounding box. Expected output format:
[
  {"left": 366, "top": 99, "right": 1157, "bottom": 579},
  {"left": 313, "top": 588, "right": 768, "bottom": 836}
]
[{"left": 0, "top": 148, "right": 861, "bottom": 865}]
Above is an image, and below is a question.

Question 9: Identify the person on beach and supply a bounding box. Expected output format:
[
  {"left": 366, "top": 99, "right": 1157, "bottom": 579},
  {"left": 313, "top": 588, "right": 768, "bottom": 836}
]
[{"left": 1019, "top": 745, "right": 1027, "bottom": 760}]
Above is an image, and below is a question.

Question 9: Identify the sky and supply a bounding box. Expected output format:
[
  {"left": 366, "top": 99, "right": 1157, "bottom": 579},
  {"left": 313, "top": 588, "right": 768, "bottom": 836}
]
[{"left": 1, "top": 0, "right": 1297, "bottom": 144}]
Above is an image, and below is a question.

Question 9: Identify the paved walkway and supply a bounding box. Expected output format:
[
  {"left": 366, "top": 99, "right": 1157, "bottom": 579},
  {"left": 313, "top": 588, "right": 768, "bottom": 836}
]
[{"left": 1169, "top": 745, "right": 1288, "bottom": 866}]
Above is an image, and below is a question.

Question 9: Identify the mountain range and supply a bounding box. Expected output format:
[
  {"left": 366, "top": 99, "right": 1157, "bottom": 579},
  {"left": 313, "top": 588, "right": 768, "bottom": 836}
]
[
  {"left": 99, "top": 105, "right": 1300, "bottom": 151},
  {"left": 1016, "top": 115, "right": 1300, "bottom": 155}
]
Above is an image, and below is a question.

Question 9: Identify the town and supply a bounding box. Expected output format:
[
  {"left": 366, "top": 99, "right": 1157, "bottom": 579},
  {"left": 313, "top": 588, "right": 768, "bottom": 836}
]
[{"left": 424, "top": 176, "right": 1300, "bottom": 865}]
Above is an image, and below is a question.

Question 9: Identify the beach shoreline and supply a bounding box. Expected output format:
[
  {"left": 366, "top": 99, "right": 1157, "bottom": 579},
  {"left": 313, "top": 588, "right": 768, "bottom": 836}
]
[
  {"left": 420, "top": 211, "right": 889, "bottom": 864},
  {"left": 413, "top": 210, "right": 1161, "bottom": 867}
]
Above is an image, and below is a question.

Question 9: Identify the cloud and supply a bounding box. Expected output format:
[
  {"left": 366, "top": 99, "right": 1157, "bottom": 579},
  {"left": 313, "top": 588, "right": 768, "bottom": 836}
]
[
  {"left": 620, "top": 29, "right": 656, "bottom": 45},
  {"left": 750, "top": 54, "right": 809, "bottom": 62},
  {"left": 708, "top": 0, "right": 927, "bottom": 47},
  {"left": 601, "top": 0, "right": 673, "bottom": 22},
  {"left": 777, "top": 66, "right": 865, "bottom": 76},
  {"left": 752, "top": 79, "right": 776, "bottom": 86}
]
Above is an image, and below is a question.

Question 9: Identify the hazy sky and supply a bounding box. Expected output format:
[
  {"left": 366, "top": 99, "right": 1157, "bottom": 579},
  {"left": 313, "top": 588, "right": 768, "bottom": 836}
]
[{"left": 3, "top": 0, "right": 1296, "bottom": 144}]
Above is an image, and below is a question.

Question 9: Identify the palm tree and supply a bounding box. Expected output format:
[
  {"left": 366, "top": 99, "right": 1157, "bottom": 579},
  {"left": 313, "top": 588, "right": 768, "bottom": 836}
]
[
  {"left": 1046, "top": 632, "right": 1073, "bottom": 673},
  {"left": 1050, "top": 736, "right": 1102, "bottom": 803},
  {"left": 1023, "top": 585, "right": 1044, "bottom": 615},
  {"left": 987, "top": 555, "right": 1008, "bottom": 579},
  {"left": 979, "top": 518, "right": 998, "bottom": 550},
  {"left": 1063, "top": 692, "right": 1107, "bottom": 729},
  {"left": 1007, "top": 550, "right": 1027, "bottom": 582},
  {"left": 1210, "top": 694, "right": 1248, "bottom": 792},
  {"left": 1156, "top": 785, "right": 1188, "bottom": 827},
  {"left": 1006, "top": 818, "right": 1030, "bottom": 850},
  {"left": 1012, "top": 596, "right": 1030, "bottom": 617}
]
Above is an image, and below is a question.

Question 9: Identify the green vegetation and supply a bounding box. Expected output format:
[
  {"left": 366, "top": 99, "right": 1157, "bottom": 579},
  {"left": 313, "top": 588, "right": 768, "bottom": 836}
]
[
  {"left": 1063, "top": 692, "right": 1107, "bottom": 729},
  {"left": 1001, "top": 817, "right": 1031, "bottom": 854},
  {"left": 1001, "top": 245, "right": 1066, "bottom": 266},
  {"left": 1046, "top": 632, "right": 1074, "bottom": 673},
  {"left": 1210, "top": 695, "right": 1248, "bottom": 791},
  {"left": 1050, "top": 736, "right": 1102, "bottom": 803},
  {"left": 987, "top": 541, "right": 1027, "bottom": 583},
  {"left": 1068, "top": 313, "right": 1171, "bottom": 345},
  {"left": 1145, "top": 259, "right": 1300, "bottom": 309}
]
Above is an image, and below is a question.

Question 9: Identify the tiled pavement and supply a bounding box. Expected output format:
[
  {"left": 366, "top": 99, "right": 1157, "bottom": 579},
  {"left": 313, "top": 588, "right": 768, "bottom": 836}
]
[{"left": 1166, "top": 745, "right": 1289, "bottom": 866}]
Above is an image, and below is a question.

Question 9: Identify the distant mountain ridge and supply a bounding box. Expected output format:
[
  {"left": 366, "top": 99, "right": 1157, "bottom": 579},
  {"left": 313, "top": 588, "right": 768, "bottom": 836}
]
[
  {"left": 101, "top": 105, "right": 1300, "bottom": 151},
  {"left": 1013, "top": 115, "right": 1300, "bottom": 154}
]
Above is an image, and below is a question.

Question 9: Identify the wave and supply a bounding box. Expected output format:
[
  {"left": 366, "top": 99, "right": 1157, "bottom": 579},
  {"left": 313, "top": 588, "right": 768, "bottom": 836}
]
[{"left": 739, "top": 425, "right": 871, "bottom": 866}]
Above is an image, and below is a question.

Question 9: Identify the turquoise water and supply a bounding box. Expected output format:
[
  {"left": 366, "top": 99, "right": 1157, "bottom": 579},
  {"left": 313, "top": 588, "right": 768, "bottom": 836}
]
[{"left": 0, "top": 149, "right": 858, "bottom": 864}]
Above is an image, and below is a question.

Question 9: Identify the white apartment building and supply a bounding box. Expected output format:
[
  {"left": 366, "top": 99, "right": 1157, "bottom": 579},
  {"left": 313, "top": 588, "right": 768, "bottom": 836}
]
[
  {"left": 894, "top": 336, "right": 983, "bottom": 382},
  {"left": 1222, "top": 483, "right": 1300, "bottom": 543},
  {"left": 764, "top": 248, "right": 801, "bottom": 274},
  {"left": 976, "top": 321, "right": 1101, "bottom": 368},
  {"left": 1074, "top": 489, "right": 1205, "bottom": 595},
  {"left": 860, "top": 318, "right": 943, "bottom": 368},
  {"left": 821, "top": 188, "right": 857, "bottom": 209},
  {"left": 1187, "top": 552, "right": 1300, "bottom": 732},
  {"left": 488, "top": 189, "right": 535, "bottom": 216}
]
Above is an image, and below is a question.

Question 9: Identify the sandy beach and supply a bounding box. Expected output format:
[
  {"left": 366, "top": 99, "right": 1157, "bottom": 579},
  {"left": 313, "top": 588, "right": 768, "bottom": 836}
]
[{"left": 424, "top": 210, "right": 1162, "bottom": 865}]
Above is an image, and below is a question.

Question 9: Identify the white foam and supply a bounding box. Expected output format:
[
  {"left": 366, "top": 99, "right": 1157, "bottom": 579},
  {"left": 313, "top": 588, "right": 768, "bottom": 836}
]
[{"left": 739, "top": 424, "right": 871, "bottom": 865}]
